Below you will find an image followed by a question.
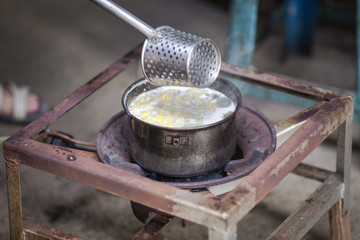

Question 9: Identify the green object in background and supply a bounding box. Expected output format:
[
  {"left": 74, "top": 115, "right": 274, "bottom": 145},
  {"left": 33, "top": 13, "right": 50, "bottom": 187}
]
[
  {"left": 226, "top": 0, "right": 316, "bottom": 109},
  {"left": 226, "top": 0, "right": 258, "bottom": 68}
]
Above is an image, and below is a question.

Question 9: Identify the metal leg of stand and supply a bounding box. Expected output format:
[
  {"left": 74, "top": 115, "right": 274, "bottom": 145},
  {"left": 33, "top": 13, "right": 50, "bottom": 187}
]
[
  {"left": 5, "top": 153, "right": 24, "bottom": 240},
  {"left": 329, "top": 118, "right": 353, "bottom": 240},
  {"left": 356, "top": 0, "right": 360, "bottom": 124},
  {"left": 208, "top": 225, "right": 237, "bottom": 240}
]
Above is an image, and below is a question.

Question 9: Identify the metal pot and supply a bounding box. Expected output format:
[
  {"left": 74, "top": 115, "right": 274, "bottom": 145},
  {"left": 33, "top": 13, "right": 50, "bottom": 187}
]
[{"left": 122, "top": 78, "right": 242, "bottom": 177}]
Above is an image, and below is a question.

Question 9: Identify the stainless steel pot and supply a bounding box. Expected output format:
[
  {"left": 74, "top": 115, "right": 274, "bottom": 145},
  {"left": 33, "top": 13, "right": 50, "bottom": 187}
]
[{"left": 122, "top": 78, "right": 242, "bottom": 177}]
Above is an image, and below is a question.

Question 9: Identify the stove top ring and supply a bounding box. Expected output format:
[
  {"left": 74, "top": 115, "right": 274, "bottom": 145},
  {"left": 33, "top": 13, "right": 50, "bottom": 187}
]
[{"left": 97, "top": 104, "right": 276, "bottom": 189}]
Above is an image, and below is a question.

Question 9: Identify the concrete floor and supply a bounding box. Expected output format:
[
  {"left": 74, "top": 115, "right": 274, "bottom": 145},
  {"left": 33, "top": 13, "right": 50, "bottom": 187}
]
[{"left": 0, "top": 0, "right": 359, "bottom": 239}]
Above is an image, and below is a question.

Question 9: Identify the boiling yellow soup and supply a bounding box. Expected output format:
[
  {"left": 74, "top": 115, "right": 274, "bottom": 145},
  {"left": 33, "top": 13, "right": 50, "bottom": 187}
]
[{"left": 128, "top": 86, "right": 236, "bottom": 128}]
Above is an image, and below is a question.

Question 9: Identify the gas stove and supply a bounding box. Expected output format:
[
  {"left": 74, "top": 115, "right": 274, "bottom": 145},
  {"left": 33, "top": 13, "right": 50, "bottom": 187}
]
[{"left": 97, "top": 104, "right": 276, "bottom": 190}]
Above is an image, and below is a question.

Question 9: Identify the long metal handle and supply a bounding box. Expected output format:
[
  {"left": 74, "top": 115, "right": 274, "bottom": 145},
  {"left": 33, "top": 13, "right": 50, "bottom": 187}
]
[{"left": 90, "top": 0, "right": 161, "bottom": 40}]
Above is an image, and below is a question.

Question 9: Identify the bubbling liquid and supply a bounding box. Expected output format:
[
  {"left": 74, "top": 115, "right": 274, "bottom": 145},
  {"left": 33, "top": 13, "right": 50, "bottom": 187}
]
[{"left": 128, "top": 86, "right": 236, "bottom": 128}]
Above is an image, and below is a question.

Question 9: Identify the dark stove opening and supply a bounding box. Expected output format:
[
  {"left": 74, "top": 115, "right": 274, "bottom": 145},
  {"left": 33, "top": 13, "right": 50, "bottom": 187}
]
[
  {"left": 231, "top": 145, "right": 243, "bottom": 160},
  {"left": 148, "top": 168, "right": 227, "bottom": 184}
]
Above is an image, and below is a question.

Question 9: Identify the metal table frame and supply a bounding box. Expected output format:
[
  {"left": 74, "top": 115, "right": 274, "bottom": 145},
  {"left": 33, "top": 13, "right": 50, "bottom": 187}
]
[{"left": 3, "top": 46, "right": 353, "bottom": 240}]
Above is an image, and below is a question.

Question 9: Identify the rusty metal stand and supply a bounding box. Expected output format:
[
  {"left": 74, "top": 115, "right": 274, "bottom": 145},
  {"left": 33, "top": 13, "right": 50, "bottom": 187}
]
[{"left": 3, "top": 46, "right": 353, "bottom": 240}]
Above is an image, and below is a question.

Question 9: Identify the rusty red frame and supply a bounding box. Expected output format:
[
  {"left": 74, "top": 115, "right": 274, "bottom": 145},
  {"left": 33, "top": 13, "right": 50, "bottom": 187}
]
[{"left": 3, "top": 46, "right": 353, "bottom": 240}]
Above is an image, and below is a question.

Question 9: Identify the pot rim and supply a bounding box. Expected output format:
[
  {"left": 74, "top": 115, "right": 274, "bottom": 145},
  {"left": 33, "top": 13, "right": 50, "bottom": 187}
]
[{"left": 122, "top": 78, "right": 242, "bottom": 131}]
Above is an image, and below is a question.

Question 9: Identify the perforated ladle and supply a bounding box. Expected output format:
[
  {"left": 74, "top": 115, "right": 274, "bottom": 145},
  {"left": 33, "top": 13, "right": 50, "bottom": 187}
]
[{"left": 91, "top": 0, "right": 221, "bottom": 87}]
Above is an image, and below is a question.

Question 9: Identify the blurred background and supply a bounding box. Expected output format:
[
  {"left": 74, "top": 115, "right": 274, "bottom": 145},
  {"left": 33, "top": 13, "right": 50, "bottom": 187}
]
[{"left": 0, "top": 0, "right": 359, "bottom": 239}]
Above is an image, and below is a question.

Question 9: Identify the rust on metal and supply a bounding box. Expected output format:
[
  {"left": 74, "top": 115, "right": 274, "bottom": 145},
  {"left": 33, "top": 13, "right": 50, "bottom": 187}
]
[
  {"left": 275, "top": 101, "right": 326, "bottom": 134},
  {"left": 4, "top": 138, "right": 228, "bottom": 228},
  {"left": 267, "top": 175, "right": 343, "bottom": 240},
  {"left": 221, "top": 96, "right": 353, "bottom": 222},
  {"left": 23, "top": 218, "right": 85, "bottom": 240},
  {"left": 220, "top": 62, "right": 346, "bottom": 101},
  {"left": 4, "top": 153, "right": 24, "bottom": 240},
  {"left": 329, "top": 200, "right": 351, "bottom": 240},
  {"left": 292, "top": 163, "right": 332, "bottom": 182},
  {"left": 131, "top": 215, "right": 173, "bottom": 240}
]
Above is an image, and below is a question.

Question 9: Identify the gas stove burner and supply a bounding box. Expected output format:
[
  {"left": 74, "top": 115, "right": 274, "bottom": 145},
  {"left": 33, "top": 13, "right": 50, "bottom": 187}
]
[{"left": 97, "top": 104, "right": 276, "bottom": 189}]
